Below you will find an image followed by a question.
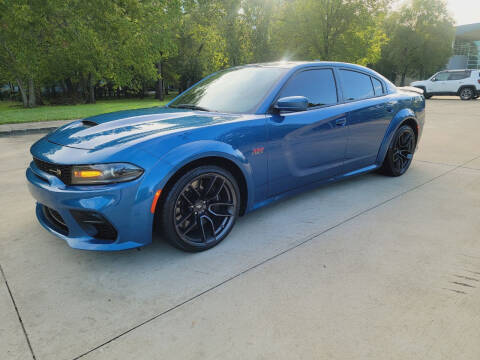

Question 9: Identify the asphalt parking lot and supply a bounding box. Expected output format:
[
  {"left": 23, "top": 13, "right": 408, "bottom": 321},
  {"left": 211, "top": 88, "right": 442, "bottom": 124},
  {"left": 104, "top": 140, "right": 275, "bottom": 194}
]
[{"left": 1, "top": 98, "right": 480, "bottom": 360}]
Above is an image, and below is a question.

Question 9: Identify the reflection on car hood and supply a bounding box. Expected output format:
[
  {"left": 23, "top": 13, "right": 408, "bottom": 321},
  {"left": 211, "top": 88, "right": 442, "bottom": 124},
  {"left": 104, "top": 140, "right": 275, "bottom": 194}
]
[{"left": 47, "top": 107, "right": 240, "bottom": 150}]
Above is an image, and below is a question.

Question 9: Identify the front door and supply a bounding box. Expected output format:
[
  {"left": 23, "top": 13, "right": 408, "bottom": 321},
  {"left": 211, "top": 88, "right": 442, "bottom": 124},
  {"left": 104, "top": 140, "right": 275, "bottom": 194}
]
[
  {"left": 428, "top": 71, "right": 450, "bottom": 93},
  {"left": 267, "top": 68, "right": 347, "bottom": 196}
]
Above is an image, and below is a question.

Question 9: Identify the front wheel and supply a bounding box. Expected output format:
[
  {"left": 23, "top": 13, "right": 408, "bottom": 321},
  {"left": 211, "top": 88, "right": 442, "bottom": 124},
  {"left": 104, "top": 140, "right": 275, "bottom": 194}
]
[
  {"left": 159, "top": 166, "right": 240, "bottom": 252},
  {"left": 380, "top": 125, "right": 416, "bottom": 177}
]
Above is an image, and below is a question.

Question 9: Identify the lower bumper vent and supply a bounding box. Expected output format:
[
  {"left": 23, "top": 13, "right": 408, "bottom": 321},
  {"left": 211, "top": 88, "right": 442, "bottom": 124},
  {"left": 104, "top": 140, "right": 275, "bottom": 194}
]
[
  {"left": 71, "top": 210, "right": 118, "bottom": 242},
  {"left": 42, "top": 205, "right": 69, "bottom": 235}
]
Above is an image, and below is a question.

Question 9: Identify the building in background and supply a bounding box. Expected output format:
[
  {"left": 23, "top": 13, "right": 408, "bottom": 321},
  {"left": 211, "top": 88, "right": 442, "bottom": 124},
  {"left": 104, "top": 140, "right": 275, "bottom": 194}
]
[{"left": 447, "top": 23, "right": 480, "bottom": 70}]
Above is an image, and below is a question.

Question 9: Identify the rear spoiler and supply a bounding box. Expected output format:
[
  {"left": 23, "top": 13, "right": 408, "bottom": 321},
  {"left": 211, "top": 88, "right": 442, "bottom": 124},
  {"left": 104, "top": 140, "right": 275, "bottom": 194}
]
[{"left": 398, "top": 86, "right": 424, "bottom": 95}]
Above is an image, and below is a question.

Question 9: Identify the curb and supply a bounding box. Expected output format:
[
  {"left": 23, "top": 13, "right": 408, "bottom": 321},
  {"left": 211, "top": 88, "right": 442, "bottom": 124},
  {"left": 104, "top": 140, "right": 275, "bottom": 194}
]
[
  {"left": 0, "top": 120, "right": 76, "bottom": 137},
  {"left": 0, "top": 126, "right": 57, "bottom": 137}
]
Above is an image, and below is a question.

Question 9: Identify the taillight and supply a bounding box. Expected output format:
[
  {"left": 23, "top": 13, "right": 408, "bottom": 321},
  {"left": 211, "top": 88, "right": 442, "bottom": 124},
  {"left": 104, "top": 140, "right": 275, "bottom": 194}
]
[{"left": 478, "top": 79, "right": 480, "bottom": 84}]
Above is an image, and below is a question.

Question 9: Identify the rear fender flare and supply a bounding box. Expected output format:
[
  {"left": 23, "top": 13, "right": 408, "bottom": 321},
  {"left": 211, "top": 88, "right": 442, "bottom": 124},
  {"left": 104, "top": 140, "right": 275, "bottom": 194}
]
[{"left": 376, "top": 108, "right": 419, "bottom": 165}]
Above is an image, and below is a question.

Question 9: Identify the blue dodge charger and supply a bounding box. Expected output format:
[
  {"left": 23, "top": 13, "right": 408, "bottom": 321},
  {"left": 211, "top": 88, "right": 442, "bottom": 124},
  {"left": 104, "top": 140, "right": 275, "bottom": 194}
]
[{"left": 27, "top": 62, "right": 425, "bottom": 251}]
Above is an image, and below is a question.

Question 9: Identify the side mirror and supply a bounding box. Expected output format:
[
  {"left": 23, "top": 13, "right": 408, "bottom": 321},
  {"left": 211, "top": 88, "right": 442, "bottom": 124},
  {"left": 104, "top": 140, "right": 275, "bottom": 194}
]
[
  {"left": 274, "top": 96, "right": 309, "bottom": 112},
  {"left": 431, "top": 77, "right": 437, "bottom": 82}
]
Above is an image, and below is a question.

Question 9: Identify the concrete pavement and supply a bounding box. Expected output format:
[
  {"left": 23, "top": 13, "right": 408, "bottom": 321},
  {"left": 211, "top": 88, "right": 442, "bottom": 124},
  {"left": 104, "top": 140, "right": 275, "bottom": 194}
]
[{"left": 0, "top": 98, "right": 479, "bottom": 360}]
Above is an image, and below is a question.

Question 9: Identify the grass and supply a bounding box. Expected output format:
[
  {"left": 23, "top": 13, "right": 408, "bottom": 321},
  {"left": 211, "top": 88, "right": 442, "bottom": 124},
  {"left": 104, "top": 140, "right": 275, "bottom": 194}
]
[{"left": 0, "top": 96, "right": 174, "bottom": 125}]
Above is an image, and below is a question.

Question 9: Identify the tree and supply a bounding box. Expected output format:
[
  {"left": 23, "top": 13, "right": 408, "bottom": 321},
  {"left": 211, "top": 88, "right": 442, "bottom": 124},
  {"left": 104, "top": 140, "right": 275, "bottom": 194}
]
[
  {"left": 375, "top": 0, "right": 455, "bottom": 85},
  {"left": 270, "top": 0, "right": 390, "bottom": 65},
  {"left": 0, "top": 0, "right": 50, "bottom": 107}
]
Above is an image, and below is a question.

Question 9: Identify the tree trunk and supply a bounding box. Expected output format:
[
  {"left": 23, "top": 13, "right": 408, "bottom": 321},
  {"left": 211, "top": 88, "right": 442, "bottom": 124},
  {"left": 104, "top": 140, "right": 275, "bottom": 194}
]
[
  {"left": 17, "top": 79, "right": 28, "bottom": 107},
  {"left": 28, "top": 78, "right": 36, "bottom": 107},
  {"left": 9, "top": 82, "right": 14, "bottom": 99},
  {"left": 155, "top": 62, "right": 164, "bottom": 101},
  {"left": 87, "top": 73, "right": 95, "bottom": 104}
]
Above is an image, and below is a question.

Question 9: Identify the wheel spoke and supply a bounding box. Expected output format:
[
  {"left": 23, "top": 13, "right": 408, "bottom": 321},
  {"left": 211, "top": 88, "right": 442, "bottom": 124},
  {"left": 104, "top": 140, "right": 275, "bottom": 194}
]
[
  {"left": 176, "top": 210, "right": 194, "bottom": 226},
  {"left": 189, "top": 183, "right": 202, "bottom": 200},
  {"left": 208, "top": 202, "right": 234, "bottom": 217},
  {"left": 205, "top": 175, "right": 218, "bottom": 197},
  {"left": 198, "top": 214, "right": 216, "bottom": 242},
  {"left": 181, "top": 193, "right": 194, "bottom": 206},
  {"left": 210, "top": 179, "right": 225, "bottom": 200},
  {"left": 197, "top": 215, "right": 207, "bottom": 242},
  {"left": 181, "top": 217, "right": 197, "bottom": 236}
]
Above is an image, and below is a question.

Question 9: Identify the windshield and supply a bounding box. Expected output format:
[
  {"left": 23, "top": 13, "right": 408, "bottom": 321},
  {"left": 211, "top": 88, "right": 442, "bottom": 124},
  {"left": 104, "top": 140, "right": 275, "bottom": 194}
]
[{"left": 169, "top": 66, "right": 287, "bottom": 113}]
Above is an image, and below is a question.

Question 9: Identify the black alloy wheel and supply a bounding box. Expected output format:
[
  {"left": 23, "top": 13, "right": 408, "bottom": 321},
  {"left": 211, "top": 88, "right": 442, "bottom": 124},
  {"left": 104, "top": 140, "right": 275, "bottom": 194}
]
[
  {"left": 460, "top": 87, "right": 474, "bottom": 100},
  {"left": 160, "top": 166, "right": 239, "bottom": 251},
  {"left": 381, "top": 125, "right": 416, "bottom": 177}
]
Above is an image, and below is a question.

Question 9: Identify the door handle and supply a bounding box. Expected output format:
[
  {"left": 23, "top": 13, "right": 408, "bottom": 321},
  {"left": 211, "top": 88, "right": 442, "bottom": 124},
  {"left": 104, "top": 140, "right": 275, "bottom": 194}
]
[{"left": 335, "top": 118, "right": 347, "bottom": 127}]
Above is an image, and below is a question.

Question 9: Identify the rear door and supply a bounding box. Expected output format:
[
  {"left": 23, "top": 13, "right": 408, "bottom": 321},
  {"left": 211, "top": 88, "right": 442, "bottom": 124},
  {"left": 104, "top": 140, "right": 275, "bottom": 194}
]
[
  {"left": 267, "top": 68, "right": 348, "bottom": 196},
  {"left": 447, "top": 70, "right": 471, "bottom": 92},
  {"left": 338, "top": 69, "right": 395, "bottom": 172}
]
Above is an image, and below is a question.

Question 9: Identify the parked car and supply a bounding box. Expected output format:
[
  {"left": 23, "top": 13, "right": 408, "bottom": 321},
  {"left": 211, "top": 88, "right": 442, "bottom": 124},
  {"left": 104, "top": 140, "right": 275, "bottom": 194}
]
[
  {"left": 27, "top": 61, "right": 425, "bottom": 252},
  {"left": 411, "top": 69, "right": 480, "bottom": 100}
]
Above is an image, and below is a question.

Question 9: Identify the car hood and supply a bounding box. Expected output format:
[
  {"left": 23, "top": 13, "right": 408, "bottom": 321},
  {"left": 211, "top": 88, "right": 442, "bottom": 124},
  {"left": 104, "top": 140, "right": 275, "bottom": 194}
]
[{"left": 47, "top": 107, "right": 240, "bottom": 150}]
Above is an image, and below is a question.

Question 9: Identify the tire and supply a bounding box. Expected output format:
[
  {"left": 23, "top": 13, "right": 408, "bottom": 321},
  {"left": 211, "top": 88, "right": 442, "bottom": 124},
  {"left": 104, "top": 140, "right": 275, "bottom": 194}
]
[
  {"left": 419, "top": 87, "right": 432, "bottom": 99},
  {"left": 459, "top": 87, "right": 474, "bottom": 100},
  {"left": 380, "top": 125, "right": 416, "bottom": 177},
  {"left": 159, "top": 165, "right": 240, "bottom": 252}
]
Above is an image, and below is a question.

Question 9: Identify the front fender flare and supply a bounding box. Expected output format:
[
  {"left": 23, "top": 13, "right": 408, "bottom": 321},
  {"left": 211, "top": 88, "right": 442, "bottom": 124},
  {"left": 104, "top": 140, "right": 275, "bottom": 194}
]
[{"left": 137, "top": 140, "right": 254, "bottom": 217}]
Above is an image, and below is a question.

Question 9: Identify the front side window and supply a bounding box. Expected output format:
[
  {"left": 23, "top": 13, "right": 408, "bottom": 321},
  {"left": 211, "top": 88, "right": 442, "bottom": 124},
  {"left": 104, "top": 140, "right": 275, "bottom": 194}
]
[
  {"left": 339, "top": 69, "right": 375, "bottom": 101},
  {"left": 433, "top": 72, "right": 449, "bottom": 81},
  {"left": 169, "top": 66, "right": 287, "bottom": 113},
  {"left": 278, "top": 69, "right": 338, "bottom": 108}
]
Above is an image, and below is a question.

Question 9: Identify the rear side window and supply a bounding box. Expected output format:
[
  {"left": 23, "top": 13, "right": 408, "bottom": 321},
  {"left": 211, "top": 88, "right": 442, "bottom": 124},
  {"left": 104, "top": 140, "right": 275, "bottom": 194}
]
[
  {"left": 339, "top": 70, "right": 375, "bottom": 101},
  {"left": 372, "top": 77, "right": 384, "bottom": 96},
  {"left": 279, "top": 69, "right": 338, "bottom": 108},
  {"left": 448, "top": 71, "right": 471, "bottom": 80}
]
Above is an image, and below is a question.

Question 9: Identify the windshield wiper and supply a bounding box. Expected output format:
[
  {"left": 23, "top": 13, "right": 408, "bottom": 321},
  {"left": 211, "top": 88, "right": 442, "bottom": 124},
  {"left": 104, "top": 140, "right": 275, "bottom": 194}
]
[{"left": 169, "top": 104, "right": 212, "bottom": 112}]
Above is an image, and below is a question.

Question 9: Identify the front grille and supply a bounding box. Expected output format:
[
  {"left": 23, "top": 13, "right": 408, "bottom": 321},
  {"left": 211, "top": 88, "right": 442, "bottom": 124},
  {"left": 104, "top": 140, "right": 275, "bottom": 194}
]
[
  {"left": 34, "top": 158, "right": 72, "bottom": 185},
  {"left": 42, "top": 205, "right": 69, "bottom": 235}
]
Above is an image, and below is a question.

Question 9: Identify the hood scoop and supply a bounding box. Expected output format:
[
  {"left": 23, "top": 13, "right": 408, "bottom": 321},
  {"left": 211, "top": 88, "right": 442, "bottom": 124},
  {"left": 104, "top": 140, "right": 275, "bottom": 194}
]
[
  {"left": 81, "top": 120, "right": 98, "bottom": 128},
  {"left": 47, "top": 107, "right": 240, "bottom": 150}
]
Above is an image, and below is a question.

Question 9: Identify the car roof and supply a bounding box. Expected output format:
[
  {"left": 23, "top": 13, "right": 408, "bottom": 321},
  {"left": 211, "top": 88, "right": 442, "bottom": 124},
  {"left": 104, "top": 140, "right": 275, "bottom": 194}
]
[{"left": 243, "top": 61, "right": 371, "bottom": 70}]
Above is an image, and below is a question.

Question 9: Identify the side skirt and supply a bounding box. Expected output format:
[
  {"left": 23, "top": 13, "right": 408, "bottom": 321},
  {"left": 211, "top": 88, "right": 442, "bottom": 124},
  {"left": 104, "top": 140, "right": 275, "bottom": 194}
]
[{"left": 247, "top": 164, "right": 380, "bottom": 213}]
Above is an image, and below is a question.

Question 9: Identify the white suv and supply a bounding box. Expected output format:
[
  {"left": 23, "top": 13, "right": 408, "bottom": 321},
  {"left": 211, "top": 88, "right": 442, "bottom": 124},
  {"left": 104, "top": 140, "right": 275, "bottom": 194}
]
[{"left": 411, "top": 69, "right": 480, "bottom": 100}]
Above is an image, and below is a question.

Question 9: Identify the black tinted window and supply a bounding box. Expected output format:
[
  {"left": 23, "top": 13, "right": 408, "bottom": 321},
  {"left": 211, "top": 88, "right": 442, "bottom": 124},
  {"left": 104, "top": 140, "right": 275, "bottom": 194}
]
[
  {"left": 448, "top": 71, "right": 471, "bottom": 80},
  {"left": 279, "top": 69, "right": 338, "bottom": 107},
  {"left": 339, "top": 70, "right": 374, "bottom": 101},
  {"left": 169, "top": 67, "right": 286, "bottom": 113},
  {"left": 372, "top": 77, "right": 384, "bottom": 96}
]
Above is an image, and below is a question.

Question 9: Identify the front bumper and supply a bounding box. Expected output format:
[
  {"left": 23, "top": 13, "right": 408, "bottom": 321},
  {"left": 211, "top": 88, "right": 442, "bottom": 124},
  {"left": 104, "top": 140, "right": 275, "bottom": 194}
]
[{"left": 26, "top": 161, "right": 153, "bottom": 250}]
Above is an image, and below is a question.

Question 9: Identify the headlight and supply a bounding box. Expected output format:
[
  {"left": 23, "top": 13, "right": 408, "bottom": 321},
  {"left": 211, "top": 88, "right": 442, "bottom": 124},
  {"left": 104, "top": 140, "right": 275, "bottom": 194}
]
[{"left": 71, "top": 163, "right": 144, "bottom": 185}]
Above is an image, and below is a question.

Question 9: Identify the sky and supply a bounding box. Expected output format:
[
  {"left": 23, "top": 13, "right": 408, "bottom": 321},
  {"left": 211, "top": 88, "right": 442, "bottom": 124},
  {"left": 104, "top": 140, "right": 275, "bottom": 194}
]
[
  {"left": 445, "top": 0, "right": 480, "bottom": 25},
  {"left": 397, "top": 0, "right": 480, "bottom": 25}
]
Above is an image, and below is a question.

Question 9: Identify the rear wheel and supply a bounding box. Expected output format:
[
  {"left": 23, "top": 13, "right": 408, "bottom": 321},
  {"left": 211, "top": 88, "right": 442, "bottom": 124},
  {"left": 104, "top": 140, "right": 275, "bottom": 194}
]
[
  {"left": 160, "top": 166, "right": 240, "bottom": 252},
  {"left": 381, "top": 125, "right": 416, "bottom": 177},
  {"left": 459, "top": 87, "right": 474, "bottom": 100}
]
